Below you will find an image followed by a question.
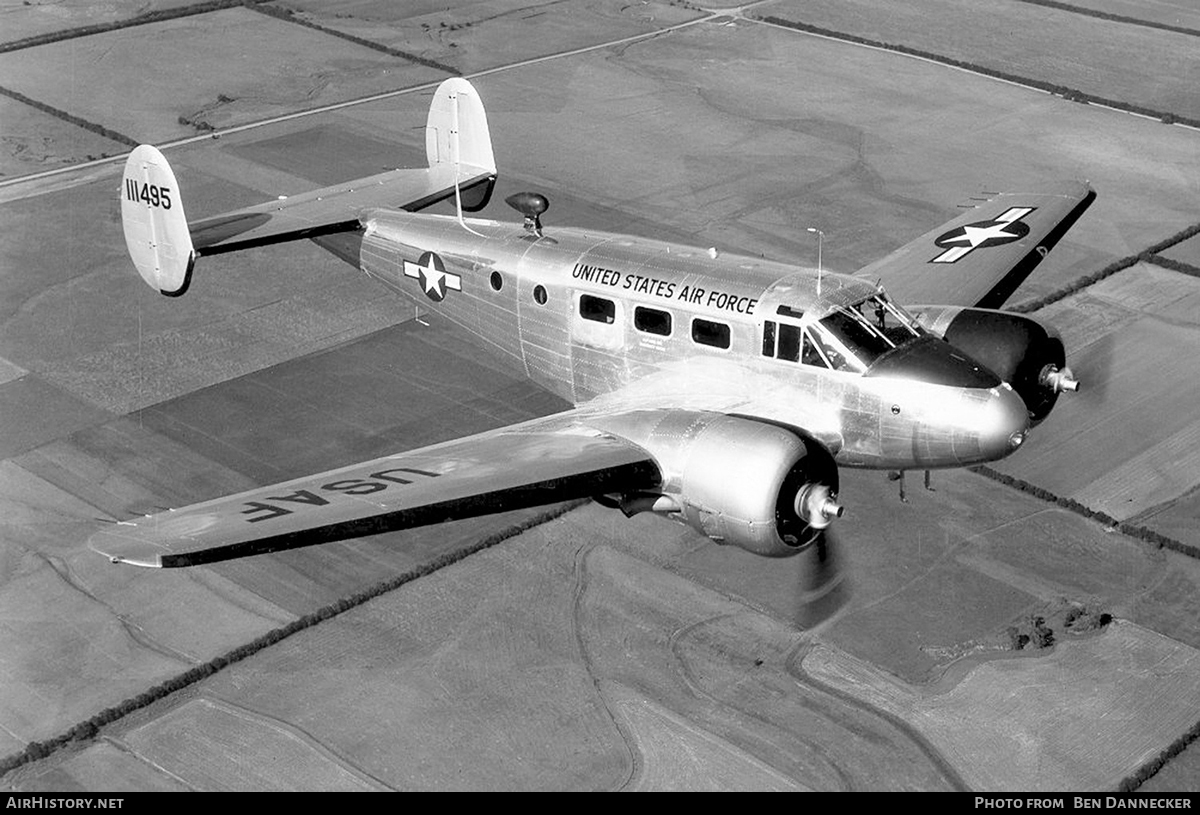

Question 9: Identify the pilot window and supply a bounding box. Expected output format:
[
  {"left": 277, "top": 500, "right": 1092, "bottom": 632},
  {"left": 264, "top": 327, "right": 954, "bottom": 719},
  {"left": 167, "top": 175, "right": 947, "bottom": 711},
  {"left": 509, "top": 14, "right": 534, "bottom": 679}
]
[
  {"left": 691, "top": 318, "right": 730, "bottom": 349},
  {"left": 763, "top": 319, "right": 832, "bottom": 369},
  {"left": 634, "top": 306, "right": 672, "bottom": 336},
  {"left": 580, "top": 294, "right": 616, "bottom": 324}
]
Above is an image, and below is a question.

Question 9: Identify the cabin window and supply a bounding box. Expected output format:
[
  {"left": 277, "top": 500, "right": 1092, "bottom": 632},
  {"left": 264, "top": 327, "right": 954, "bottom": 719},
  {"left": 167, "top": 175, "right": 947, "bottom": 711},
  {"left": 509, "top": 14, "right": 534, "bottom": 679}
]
[
  {"left": 533, "top": 285, "right": 548, "bottom": 305},
  {"left": 635, "top": 306, "right": 672, "bottom": 336},
  {"left": 580, "top": 294, "right": 616, "bottom": 324},
  {"left": 490, "top": 271, "right": 503, "bottom": 291},
  {"left": 691, "top": 318, "right": 730, "bottom": 350},
  {"left": 761, "top": 320, "right": 776, "bottom": 356},
  {"left": 777, "top": 323, "right": 802, "bottom": 363}
]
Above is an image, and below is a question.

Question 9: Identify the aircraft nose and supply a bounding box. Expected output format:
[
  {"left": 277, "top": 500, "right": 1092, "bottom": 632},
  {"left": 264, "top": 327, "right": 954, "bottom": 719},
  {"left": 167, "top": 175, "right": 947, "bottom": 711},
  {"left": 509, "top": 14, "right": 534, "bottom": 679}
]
[{"left": 980, "top": 384, "right": 1032, "bottom": 460}]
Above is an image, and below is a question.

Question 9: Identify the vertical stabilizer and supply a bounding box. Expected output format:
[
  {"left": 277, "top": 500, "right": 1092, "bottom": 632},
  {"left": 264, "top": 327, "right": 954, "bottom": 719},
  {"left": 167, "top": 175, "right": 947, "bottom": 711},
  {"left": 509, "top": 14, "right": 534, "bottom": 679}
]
[
  {"left": 121, "top": 145, "right": 196, "bottom": 296},
  {"left": 425, "top": 78, "right": 496, "bottom": 177}
]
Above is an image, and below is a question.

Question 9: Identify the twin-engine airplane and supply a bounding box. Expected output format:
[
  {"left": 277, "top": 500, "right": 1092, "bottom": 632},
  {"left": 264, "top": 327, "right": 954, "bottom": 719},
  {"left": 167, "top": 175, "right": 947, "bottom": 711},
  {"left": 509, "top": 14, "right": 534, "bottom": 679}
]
[{"left": 92, "top": 78, "right": 1089, "bottom": 568}]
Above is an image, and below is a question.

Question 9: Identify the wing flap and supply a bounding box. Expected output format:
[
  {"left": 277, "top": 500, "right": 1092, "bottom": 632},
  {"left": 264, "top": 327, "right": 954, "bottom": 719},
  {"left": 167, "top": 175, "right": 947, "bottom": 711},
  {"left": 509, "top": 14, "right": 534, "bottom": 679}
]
[
  {"left": 858, "top": 181, "right": 1095, "bottom": 307},
  {"left": 89, "top": 416, "right": 659, "bottom": 568}
]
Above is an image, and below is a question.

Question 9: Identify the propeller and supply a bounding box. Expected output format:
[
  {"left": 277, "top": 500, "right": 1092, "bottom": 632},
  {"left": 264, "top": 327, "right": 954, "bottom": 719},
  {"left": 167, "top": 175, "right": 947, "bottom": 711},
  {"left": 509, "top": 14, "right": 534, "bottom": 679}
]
[
  {"left": 793, "top": 527, "right": 850, "bottom": 628},
  {"left": 1068, "top": 332, "right": 1114, "bottom": 409}
]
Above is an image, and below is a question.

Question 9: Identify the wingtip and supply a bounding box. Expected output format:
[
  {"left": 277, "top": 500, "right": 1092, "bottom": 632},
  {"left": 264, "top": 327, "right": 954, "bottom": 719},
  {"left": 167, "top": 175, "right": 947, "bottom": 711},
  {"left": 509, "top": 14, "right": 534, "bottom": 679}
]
[{"left": 88, "top": 531, "right": 165, "bottom": 568}]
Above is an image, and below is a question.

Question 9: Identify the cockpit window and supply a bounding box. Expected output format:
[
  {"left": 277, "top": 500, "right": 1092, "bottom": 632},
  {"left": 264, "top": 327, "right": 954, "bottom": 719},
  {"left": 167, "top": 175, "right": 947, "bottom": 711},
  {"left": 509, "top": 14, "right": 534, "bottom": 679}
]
[
  {"left": 817, "top": 294, "right": 922, "bottom": 369},
  {"left": 866, "top": 294, "right": 923, "bottom": 345}
]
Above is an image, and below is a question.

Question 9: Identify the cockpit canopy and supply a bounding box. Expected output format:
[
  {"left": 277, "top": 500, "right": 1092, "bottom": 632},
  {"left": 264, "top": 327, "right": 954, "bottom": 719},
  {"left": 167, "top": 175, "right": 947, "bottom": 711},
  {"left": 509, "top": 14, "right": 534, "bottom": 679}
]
[{"left": 762, "top": 293, "right": 924, "bottom": 373}]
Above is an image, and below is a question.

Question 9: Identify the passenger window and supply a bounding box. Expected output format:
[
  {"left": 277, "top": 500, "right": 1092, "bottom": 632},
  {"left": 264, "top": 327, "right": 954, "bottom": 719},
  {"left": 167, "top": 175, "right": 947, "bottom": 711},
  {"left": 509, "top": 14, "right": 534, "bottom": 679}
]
[
  {"left": 777, "top": 324, "right": 801, "bottom": 362},
  {"left": 634, "top": 306, "right": 672, "bottom": 336},
  {"left": 580, "top": 294, "right": 616, "bottom": 324},
  {"left": 692, "top": 318, "right": 730, "bottom": 349},
  {"left": 761, "top": 320, "right": 776, "bottom": 356}
]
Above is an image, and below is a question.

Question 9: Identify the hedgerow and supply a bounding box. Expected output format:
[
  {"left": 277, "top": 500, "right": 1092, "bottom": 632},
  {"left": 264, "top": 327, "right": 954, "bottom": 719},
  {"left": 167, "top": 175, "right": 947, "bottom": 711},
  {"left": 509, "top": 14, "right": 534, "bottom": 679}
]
[
  {"left": 1012, "top": 221, "right": 1200, "bottom": 313},
  {"left": 971, "top": 466, "right": 1200, "bottom": 559},
  {"left": 1013, "top": 0, "right": 1200, "bottom": 39},
  {"left": 0, "top": 84, "right": 137, "bottom": 148}
]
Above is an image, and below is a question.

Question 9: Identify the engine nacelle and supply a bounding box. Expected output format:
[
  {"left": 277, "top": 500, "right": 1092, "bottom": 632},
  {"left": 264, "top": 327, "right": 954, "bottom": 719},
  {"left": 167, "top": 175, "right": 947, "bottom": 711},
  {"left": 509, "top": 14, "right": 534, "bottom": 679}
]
[
  {"left": 911, "top": 306, "right": 1078, "bottom": 426},
  {"left": 593, "top": 412, "right": 842, "bottom": 557}
]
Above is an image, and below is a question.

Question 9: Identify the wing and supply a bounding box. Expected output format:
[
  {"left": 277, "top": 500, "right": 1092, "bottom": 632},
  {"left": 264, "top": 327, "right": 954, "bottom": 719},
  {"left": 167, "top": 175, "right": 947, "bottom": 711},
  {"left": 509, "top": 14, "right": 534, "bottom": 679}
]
[
  {"left": 121, "top": 77, "right": 496, "bottom": 295},
  {"left": 88, "top": 410, "right": 660, "bottom": 568},
  {"left": 857, "top": 181, "right": 1095, "bottom": 308}
]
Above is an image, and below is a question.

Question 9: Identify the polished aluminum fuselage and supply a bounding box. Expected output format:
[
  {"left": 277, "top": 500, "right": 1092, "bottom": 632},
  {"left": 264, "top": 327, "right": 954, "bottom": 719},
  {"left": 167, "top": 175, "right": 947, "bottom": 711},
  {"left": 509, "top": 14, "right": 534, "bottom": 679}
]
[{"left": 356, "top": 210, "right": 1028, "bottom": 471}]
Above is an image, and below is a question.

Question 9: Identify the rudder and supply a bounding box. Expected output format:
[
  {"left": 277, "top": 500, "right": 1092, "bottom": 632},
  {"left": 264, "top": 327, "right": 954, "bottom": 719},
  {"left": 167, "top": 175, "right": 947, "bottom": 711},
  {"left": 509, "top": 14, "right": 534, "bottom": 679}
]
[
  {"left": 425, "top": 78, "right": 496, "bottom": 184},
  {"left": 121, "top": 144, "right": 195, "bottom": 296}
]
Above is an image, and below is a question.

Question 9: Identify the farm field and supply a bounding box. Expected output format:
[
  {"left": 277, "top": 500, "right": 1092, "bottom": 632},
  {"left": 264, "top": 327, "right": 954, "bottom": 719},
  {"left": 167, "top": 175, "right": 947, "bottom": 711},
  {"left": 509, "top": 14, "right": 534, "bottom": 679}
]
[
  {"left": 0, "top": 97, "right": 128, "bottom": 180},
  {"left": 0, "top": 6, "right": 443, "bottom": 144},
  {"left": 1053, "top": 0, "right": 1200, "bottom": 30},
  {"left": 1, "top": 0, "right": 1199, "bottom": 792},
  {"left": 0, "top": 0, "right": 200, "bottom": 45},
  {"left": 120, "top": 698, "right": 384, "bottom": 791},
  {"left": 992, "top": 264, "right": 1200, "bottom": 521},
  {"left": 805, "top": 624, "right": 1200, "bottom": 791},
  {"left": 55, "top": 512, "right": 960, "bottom": 791},
  {"left": 756, "top": 0, "right": 1200, "bottom": 120},
  {"left": 282, "top": 0, "right": 706, "bottom": 76}
]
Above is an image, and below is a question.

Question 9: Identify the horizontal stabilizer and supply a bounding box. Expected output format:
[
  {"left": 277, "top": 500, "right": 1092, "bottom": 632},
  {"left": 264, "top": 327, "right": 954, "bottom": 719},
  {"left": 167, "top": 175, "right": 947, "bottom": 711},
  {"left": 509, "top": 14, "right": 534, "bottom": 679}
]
[{"left": 120, "top": 78, "right": 498, "bottom": 293}]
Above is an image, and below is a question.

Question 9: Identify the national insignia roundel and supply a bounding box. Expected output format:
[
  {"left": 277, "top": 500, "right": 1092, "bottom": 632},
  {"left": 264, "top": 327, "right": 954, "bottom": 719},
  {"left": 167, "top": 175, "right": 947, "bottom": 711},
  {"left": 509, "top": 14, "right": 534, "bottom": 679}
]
[
  {"left": 931, "top": 207, "right": 1037, "bottom": 264},
  {"left": 402, "top": 251, "right": 462, "bottom": 302}
]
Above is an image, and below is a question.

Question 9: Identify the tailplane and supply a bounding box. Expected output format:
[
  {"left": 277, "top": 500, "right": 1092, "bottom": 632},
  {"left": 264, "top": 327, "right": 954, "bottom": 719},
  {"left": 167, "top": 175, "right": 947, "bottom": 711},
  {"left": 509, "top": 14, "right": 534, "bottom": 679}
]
[{"left": 119, "top": 77, "right": 497, "bottom": 297}]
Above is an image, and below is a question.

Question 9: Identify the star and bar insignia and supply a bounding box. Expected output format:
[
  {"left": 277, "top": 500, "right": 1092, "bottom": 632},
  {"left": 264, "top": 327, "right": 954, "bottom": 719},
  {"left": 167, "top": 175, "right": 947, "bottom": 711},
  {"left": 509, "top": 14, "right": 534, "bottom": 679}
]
[
  {"left": 931, "top": 207, "right": 1037, "bottom": 264},
  {"left": 403, "top": 251, "right": 462, "bottom": 301}
]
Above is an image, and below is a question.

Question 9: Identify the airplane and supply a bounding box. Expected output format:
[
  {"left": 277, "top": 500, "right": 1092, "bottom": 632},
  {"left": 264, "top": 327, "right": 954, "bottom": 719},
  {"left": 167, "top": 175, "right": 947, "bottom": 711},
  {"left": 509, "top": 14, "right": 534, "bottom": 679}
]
[{"left": 91, "top": 77, "right": 1090, "bottom": 569}]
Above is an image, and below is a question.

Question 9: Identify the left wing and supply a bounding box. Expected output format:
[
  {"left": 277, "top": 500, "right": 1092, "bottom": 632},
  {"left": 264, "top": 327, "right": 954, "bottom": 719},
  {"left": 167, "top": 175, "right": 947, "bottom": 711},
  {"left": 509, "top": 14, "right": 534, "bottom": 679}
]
[
  {"left": 89, "top": 410, "right": 660, "bottom": 568},
  {"left": 857, "top": 181, "right": 1095, "bottom": 308}
]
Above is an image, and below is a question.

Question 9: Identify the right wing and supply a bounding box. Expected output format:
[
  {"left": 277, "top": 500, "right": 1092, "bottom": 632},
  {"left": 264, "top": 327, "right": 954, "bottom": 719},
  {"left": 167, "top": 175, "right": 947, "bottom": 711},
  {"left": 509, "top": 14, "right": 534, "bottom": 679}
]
[
  {"left": 857, "top": 181, "right": 1095, "bottom": 308},
  {"left": 89, "top": 409, "right": 661, "bottom": 568},
  {"left": 121, "top": 77, "right": 496, "bottom": 296}
]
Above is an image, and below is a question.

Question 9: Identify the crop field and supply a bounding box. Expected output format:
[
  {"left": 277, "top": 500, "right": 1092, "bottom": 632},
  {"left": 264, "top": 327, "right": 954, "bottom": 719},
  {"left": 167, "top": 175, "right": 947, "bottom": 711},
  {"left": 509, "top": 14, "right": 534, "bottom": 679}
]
[
  {"left": 0, "top": 0, "right": 200, "bottom": 45},
  {"left": 1055, "top": 0, "right": 1200, "bottom": 30},
  {"left": 804, "top": 623, "right": 1200, "bottom": 791},
  {"left": 0, "top": 6, "right": 443, "bottom": 144},
  {"left": 283, "top": 0, "right": 705, "bottom": 76},
  {"left": 2, "top": 0, "right": 1200, "bottom": 793},
  {"left": 119, "top": 697, "right": 383, "bottom": 791},
  {"left": 993, "top": 265, "right": 1200, "bottom": 521},
  {"left": 89, "top": 511, "right": 959, "bottom": 791},
  {"left": 16, "top": 741, "right": 189, "bottom": 792},
  {"left": 757, "top": 0, "right": 1200, "bottom": 120},
  {"left": 0, "top": 97, "right": 128, "bottom": 179},
  {"left": 608, "top": 687, "right": 809, "bottom": 792}
]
